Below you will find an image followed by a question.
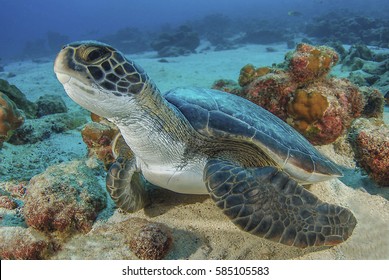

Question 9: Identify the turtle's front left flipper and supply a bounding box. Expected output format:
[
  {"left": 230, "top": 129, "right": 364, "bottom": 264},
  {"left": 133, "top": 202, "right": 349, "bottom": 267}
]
[
  {"left": 106, "top": 157, "right": 149, "bottom": 213},
  {"left": 204, "top": 159, "right": 357, "bottom": 248}
]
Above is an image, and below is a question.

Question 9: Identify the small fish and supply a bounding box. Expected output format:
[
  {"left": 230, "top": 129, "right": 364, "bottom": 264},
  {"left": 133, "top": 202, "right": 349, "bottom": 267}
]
[{"left": 288, "top": 11, "right": 302, "bottom": 17}]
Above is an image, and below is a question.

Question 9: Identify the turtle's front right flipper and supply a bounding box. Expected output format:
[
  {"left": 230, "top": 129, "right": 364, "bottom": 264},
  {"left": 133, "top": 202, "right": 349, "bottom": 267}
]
[
  {"left": 106, "top": 157, "right": 149, "bottom": 213},
  {"left": 204, "top": 159, "right": 357, "bottom": 248}
]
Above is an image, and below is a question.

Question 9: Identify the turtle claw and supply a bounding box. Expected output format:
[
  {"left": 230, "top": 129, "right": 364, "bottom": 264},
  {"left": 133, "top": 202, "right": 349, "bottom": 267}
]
[
  {"left": 106, "top": 157, "right": 149, "bottom": 213},
  {"left": 204, "top": 159, "right": 357, "bottom": 248}
]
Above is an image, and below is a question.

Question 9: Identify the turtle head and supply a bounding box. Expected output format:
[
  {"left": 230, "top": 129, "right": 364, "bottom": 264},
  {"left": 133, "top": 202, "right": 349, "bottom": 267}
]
[{"left": 54, "top": 41, "right": 150, "bottom": 118}]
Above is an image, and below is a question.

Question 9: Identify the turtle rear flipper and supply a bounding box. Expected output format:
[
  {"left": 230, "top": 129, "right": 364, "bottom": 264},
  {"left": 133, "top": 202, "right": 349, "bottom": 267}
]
[
  {"left": 106, "top": 157, "right": 149, "bottom": 212},
  {"left": 204, "top": 159, "right": 357, "bottom": 248}
]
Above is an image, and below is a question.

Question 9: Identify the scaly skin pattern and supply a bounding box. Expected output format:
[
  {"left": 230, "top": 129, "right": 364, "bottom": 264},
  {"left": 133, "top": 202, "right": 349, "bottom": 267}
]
[{"left": 204, "top": 159, "right": 357, "bottom": 247}]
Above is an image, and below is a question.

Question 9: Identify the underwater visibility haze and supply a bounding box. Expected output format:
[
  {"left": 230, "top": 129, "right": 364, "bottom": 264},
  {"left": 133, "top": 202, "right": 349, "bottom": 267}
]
[{"left": 0, "top": 0, "right": 388, "bottom": 260}]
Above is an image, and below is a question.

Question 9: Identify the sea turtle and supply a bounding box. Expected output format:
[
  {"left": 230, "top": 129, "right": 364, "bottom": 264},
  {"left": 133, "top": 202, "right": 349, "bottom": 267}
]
[{"left": 54, "top": 41, "right": 356, "bottom": 248}]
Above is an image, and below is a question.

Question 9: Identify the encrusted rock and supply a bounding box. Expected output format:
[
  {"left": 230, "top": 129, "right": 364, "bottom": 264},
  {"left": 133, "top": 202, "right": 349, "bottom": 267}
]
[
  {"left": 349, "top": 118, "right": 389, "bottom": 187},
  {"left": 23, "top": 160, "right": 107, "bottom": 235},
  {"left": 8, "top": 111, "right": 87, "bottom": 145},
  {"left": 288, "top": 43, "right": 338, "bottom": 85},
  {"left": 0, "top": 92, "right": 24, "bottom": 147},
  {"left": 0, "top": 79, "right": 37, "bottom": 118},
  {"left": 129, "top": 222, "right": 173, "bottom": 260},
  {"left": 81, "top": 114, "right": 133, "bottom": 167},
  {"left": 211, "top": 79, "right": 242, "bottom": 96},
  {"left": 0, "top": 195, "right": 18, "bottom": 210},
  {"left": 81, "top": 122, "right": 117, "bottom": 167},
  {"left": 51, "top": 217, "right": 174, "bottom": 260},
  {"left": 238, "top": 64, "right": 271, "bottom": 87},
  {"left": 359, "top": 87, "right": 384, "bottom": 118},
  {"left": 0, "top": 227, "right": 51, "bottom": 259},
  {"left": 36, "top": 94, "right": 68, "bottom": 117}
]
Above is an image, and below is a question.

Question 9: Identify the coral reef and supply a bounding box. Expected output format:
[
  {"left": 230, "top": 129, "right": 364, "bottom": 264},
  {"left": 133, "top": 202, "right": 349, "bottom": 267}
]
[
  {"left": 0, "top": 227, "right": 51, "bottom": 259},
  {"left": 341, "top": 44, "right": 389, "bottom": 100},
  {"left": 23, "top": 160, "right": 107, "bottom": 236},
  {"left": 359, "top": 87, "right": 385, "bottom": 118},
  {"left": 349, "top": 118, "right": 389, "bottom": 187},
  {"left": 81, "top": 121, "right": 118, "bottom": 167},
  {"left": 212, "top": 79, "right": 242, "bottom": 96},
  {"left": 81, "top": 113, "right": 134, "bottom": 167},
  {"left": 287, "top": 89, "right": 329, "bottom": 133},
  {"left": 36, "top": 94, "right": 68, "bottom": 117},
  {"left": 287, "top": 43, "right": 338, "bottom": 84},
  {"left": 238, "top": 64, "right": 271, "bottom": 87},
  {"left": 129, "top": 222, "right": 173, "bottom": 260},
  {"left": 0, "top": 195, "right": 18, "bottom": 210},
  {"left": 0, "top": 79, "right": 37, "bottom": 118},
  {"left": 305, "top": 12, "right": 389, "bottom": 48},
  {"left": 286, "top": 79, "right": 366, "bottom": 145},
  {"left": 0, "top": 92, "right": 24, "bottom": 147},
  {"left": 215, "top": 43, "right": 384, "bottom": 145},
  {"left": 151, "top": 25, "right": 200, "bottom": 57},
  {"left": 341, "top": 44, "right": 375, "bottom": 71},
  {"left": 8, "top": 112, "right": 87, "bottom": 145}
]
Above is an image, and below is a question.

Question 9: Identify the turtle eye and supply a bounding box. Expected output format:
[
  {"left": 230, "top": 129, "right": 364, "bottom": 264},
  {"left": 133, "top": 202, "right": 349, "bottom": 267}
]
[
  {"left": 87, "top": 49, "right": 102, "bottom": 61},
  {"left": 82, "top": 47, "right": 110, "bottom": 63}
]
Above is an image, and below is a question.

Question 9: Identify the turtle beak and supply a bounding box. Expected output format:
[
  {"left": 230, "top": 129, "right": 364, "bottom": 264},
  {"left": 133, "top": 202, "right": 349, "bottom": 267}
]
[
  {"left": 54, "top": 47, "right": 71, "bottom": 84},
  {"left": 55, "top": 72, "right": 71, "bottom": 84}
]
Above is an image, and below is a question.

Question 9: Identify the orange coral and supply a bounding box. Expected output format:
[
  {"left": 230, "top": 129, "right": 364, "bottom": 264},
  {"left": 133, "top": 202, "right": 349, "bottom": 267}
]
[
  {"left": 238, "top": 64, "right": 271, "bottom": 87},
  {"left": 0, "top": 92, "right": 24, "bottom": 146},
  {"left": 289, "top": 43, "right": 338, "bottom": 84},
  {"left": 81, "top": 122, "right": 117, "bottom": 167},
  {"left": 288, "top": 89, "right": 329, "bottom": 129},
  {"left": 286, "top": 81, "right": 365, "bottom": 145}
]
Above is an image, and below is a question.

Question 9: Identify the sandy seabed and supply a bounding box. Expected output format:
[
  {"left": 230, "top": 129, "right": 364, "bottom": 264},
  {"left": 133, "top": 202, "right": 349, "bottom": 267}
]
[{"left": 1, "top": 43, "right": 388, "bottom": 260}]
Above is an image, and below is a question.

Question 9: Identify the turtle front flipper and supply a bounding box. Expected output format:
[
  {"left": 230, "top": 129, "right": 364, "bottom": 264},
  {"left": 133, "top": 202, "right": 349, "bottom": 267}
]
[
  {"left": 204, "top": 159, "right": 357, "bottom": 248},
  {"left": 106, "top": 157, "right": 149, "bottom": 213}
]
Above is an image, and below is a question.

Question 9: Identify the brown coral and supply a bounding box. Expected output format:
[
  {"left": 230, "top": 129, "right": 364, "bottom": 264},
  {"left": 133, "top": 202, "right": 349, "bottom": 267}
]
[
  {"left": 287, "top": 89, "right": 329, "bottom": 131},
  {"left": 0, "top": 92, "right": 24, "bottom": 146}
]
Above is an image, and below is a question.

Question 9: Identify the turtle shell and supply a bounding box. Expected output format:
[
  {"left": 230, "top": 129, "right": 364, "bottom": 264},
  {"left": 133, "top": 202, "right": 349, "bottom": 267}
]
[{"left": 164, "top": 87, "right": 342, "bottom": 183}]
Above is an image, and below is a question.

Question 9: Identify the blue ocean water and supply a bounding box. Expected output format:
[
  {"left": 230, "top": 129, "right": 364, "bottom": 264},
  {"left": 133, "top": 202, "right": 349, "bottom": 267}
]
[{"left": 0, "top": 0, "right": 388, "bottom": 60}]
